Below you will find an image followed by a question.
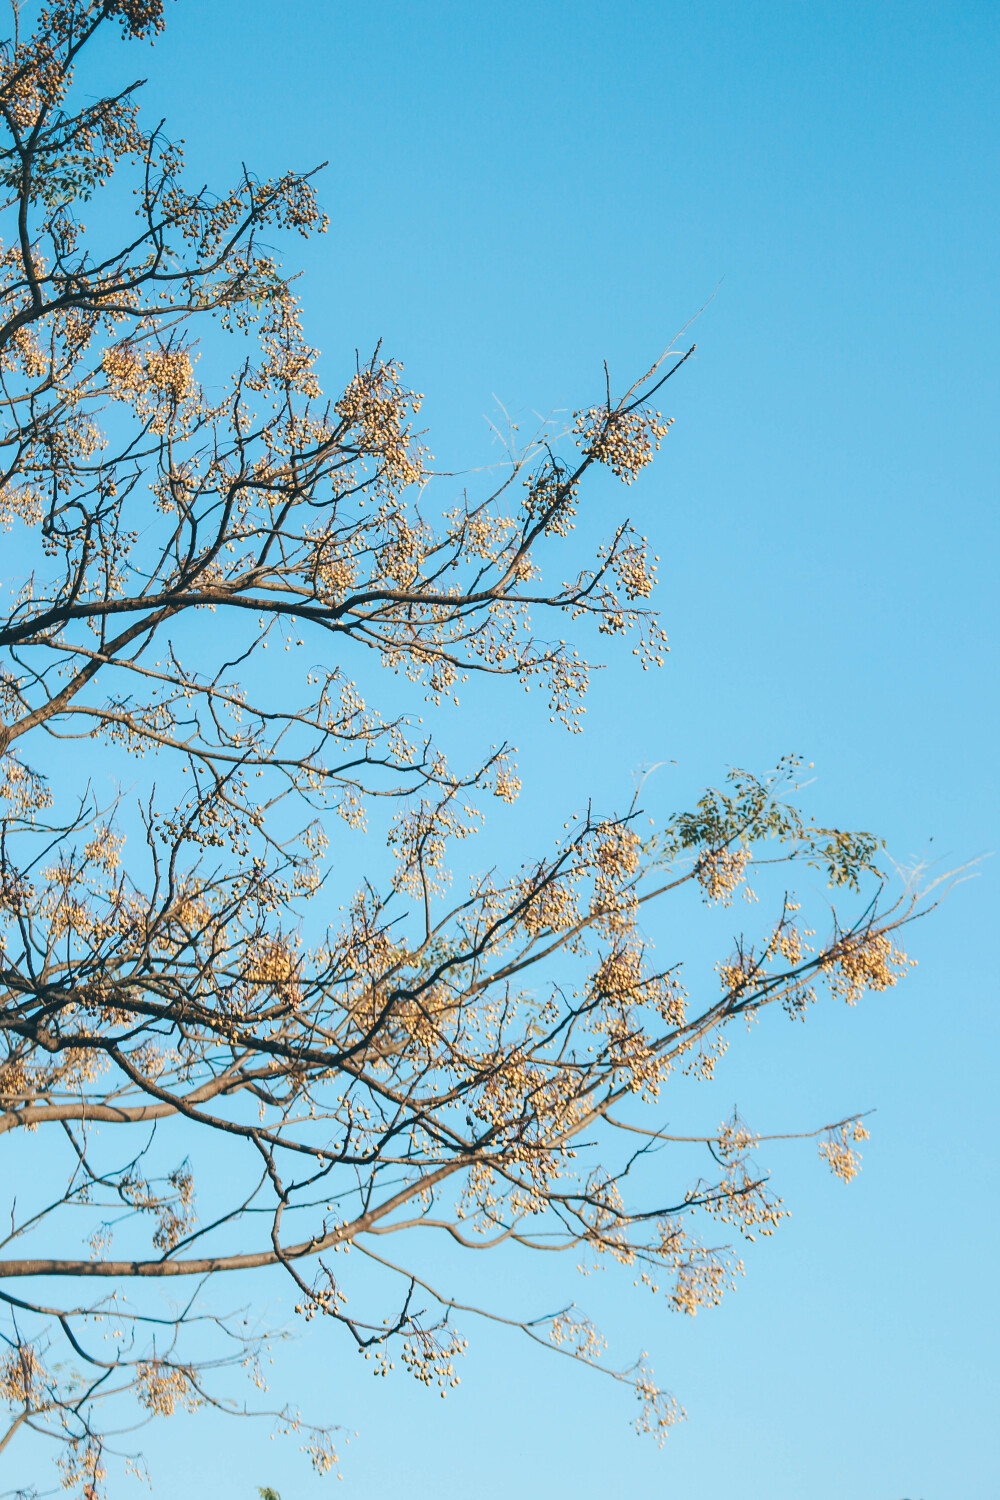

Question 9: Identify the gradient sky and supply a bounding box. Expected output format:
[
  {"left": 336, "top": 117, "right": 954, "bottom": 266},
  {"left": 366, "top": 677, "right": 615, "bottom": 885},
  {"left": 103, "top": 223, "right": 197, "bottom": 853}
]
[{"left": 69, "top": 4, "right": 999, "bottom": 1497}]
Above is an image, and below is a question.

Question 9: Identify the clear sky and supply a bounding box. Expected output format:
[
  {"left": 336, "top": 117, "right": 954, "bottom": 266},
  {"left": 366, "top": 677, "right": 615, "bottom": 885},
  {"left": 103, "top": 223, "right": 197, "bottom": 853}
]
[{"left": 85, "top": 3, "right": 998, "bottom": 1496}]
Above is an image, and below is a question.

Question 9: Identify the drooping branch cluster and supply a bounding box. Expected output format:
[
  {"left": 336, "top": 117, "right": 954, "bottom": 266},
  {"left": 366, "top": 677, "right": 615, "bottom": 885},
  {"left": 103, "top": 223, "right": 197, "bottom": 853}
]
[
  {"left": 0, "top": 746, "right": 920, "bottom": 1484},
  {"left": 0, "top": 5, "right": 926, "bottom": 1496}
]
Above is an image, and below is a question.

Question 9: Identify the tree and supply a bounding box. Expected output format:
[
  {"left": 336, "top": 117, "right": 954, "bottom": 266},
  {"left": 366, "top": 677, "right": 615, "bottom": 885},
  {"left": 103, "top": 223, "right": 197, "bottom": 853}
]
[{"left": 0, "top": 3, "right": 927, "bottom": 1493}]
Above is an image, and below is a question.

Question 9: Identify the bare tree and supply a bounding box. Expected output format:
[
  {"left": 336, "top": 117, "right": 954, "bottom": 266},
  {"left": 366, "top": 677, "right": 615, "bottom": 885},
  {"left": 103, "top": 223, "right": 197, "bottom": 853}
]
[{"left": 0, "top": 4, "right": 927, "bottom": 1493}]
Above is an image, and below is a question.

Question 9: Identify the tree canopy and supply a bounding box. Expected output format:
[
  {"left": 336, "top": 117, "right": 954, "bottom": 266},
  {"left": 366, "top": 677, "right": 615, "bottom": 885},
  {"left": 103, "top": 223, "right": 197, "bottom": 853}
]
[{"left": 0, "top": 4, "right": 926, "bottom": 1494}]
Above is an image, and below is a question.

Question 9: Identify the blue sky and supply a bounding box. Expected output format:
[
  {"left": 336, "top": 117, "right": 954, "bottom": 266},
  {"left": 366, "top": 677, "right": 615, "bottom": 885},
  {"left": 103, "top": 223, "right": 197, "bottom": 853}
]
[{"left": 78, "top": 3, "right": 999, "bottom": 1496}]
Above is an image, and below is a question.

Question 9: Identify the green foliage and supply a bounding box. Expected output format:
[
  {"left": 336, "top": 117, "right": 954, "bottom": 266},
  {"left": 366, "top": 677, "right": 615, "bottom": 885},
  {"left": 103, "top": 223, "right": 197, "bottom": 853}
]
[{"left": 654, "top": 756, "right": 882, "bottom": 892}]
